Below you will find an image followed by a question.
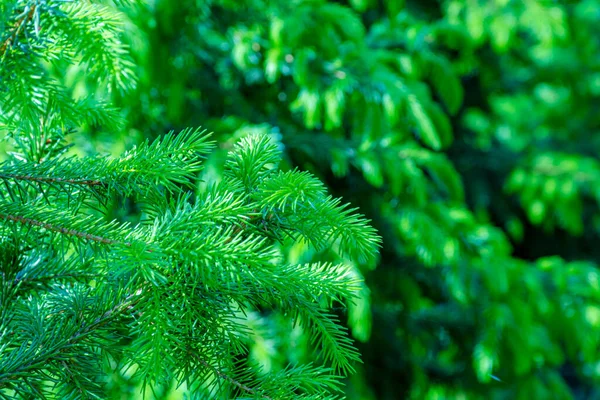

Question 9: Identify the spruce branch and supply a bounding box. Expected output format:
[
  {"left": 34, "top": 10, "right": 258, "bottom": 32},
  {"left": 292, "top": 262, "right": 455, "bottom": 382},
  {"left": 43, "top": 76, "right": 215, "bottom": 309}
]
[
  {"left": 0, "top": 0, "right": 134, "bottom": 148},
  {"left": 254, "top": 363, "right": 344, "bottom": 398},
  {"left": 0, "top": 125, "right": 378, "bottom": 398},
  {"left": 225, "top": 133, "right": 281, "bottom": 192},
  {"left": 0, "top": 287, "right": 141, "bottom": 397},
  {"left": 0, "top": 127, "right": 214, "bottom": 202},
  {"left": 46, "top": 1, "right": 137, "bottom": 91},
  {"left": 256, "top": 169, "right": 381, "bottom": 262},
  {"left": 0, "top": 173, "right": 104, "bottom": 187},
  {"left": 0, "top": 202, "right": 127, "bottom": 247},
  {"left": 191, "top": 354, "right": 274, "bottom": 400}
]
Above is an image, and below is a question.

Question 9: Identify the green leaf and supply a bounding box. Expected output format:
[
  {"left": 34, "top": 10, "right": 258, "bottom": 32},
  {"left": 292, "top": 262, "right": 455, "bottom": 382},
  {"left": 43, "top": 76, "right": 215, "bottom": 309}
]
[
  {"left": 427, "top": 102, "right": 454, "bottom": 148},
  {"left": 473, "top": 342, "right": 495, "bottom": 383},
  {"left": 357, "top": 152, "right": 384, "bottom": 188},
  {"left": 423, "top": 53, "right": 464, "bottom": 115},
  {"left": 407, "top": 94, "right": 441, "bottom": 150}
]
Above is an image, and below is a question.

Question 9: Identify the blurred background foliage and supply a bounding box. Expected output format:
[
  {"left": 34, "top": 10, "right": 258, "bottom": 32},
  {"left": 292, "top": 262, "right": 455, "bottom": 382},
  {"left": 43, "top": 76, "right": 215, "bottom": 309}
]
[{"left": 62, "top": 0, "right": 600, "bottom": 398}]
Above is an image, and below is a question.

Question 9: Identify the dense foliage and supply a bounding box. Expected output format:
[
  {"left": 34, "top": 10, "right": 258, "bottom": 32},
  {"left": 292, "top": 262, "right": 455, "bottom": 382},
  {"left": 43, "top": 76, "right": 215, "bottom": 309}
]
[
  {"left": 0, "top": 1, "right": 380, "bottom": 399},
  {"left": 3, "top": 0, "right": 600, "bottom": 399},
  {"left": 108, "top": 0, "right": 600, "bottom": 399}
]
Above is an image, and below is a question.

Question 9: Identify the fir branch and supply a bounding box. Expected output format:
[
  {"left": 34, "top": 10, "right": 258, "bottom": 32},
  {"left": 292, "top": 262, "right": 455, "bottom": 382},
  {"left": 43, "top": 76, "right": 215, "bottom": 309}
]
[
  {"left": 255, "top": 363, "right": 344, "bottom": 397},
  {"left": 0, "top": 212, "right": 120, "bottom": 245},
  {"left": 116, "top": 127, "right": 214, "bottom": 191},
  {"left": 0, "top": 127, "right": 213, "bottom": 200},
  {"left": 256, "top": 170, "right": 381, "bottom": 262},
  {"left": 225, "top": 133, "right": 281, "bottom": 192},
  {"left": 7, "top": 250, "right": 99, "bottom": 295},
  {"left": 0, "top": 288, "right": 141, "bottom": 395},
  {"left": 0, "top": 126, "right": 378, "bottom": 398},
  {"left": 0, "top": 201, "right": 134, "bottom": 260},
  {"left": 70, "top": 290, "right": 140, "bottom": 340},
  {"left": 191, "top": 354, "right": 274, "bottom": 400},
  {"left": 46, "top": 1, "right": 137, "bottom": 91},
  {"left": 0, "top": 173, "right": 104, "bottom": 187}
]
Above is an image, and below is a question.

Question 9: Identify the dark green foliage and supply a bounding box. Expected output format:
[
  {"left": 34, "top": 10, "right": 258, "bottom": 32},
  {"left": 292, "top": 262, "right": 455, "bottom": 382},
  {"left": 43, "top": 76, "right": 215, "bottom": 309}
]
[
  {"left": 5, "top": 0, "right": 600, "bottom": 399},
  {"left": 108, "top": 0, "right": 600, "bottom": 399}
]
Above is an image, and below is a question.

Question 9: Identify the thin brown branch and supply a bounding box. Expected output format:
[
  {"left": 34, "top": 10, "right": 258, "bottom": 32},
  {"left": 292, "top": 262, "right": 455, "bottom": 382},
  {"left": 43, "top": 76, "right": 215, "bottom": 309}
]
[
  {"left": 0, "top": 213, "right": 121, "bottom": 245},
  {"left": 0, "top": 174, "right": 105, "bottom": 187}
]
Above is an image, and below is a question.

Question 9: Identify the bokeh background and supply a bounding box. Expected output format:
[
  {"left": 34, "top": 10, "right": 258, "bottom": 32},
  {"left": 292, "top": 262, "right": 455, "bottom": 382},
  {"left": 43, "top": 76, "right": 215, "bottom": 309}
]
[{"left": 66, "top": 0, "right": 600, "bottom": 398}]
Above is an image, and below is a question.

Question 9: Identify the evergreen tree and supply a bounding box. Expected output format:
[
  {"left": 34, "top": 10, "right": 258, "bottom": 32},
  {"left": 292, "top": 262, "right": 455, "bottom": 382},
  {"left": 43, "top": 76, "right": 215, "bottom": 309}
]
[
  {"left": 0, "top": 2, "right": 380, "bottom": 398},
  {"left": 113, "top": 1, "right": 600, "bottom": 399}
]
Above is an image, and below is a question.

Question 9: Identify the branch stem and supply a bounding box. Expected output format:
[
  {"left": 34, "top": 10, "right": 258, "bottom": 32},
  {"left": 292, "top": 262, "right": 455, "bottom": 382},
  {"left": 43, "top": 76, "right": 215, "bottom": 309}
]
[
  {"left": 192, "top": 354, "right": 273, "bottom": 400},
  {"left": 0, "top": 174, "right": 105, "bottom": 187},
  {"left": 0, "top": 213, "right": 120, "bottom": 245}
]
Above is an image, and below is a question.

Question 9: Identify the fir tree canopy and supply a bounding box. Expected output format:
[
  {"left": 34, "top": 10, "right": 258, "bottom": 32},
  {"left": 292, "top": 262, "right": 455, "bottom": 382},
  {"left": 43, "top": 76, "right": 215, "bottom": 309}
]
[{"left": 3, "top": 0, "right": 600, "bottom": 399}]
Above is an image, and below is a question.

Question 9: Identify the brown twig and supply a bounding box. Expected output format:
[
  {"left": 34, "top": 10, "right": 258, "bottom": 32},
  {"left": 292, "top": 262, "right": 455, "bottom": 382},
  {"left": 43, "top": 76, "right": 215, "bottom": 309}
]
[
  {"left": 0, "top": 213, "right": 121, "bottom": 245},
  {"left": 0, "top": 174, "right": 105, "bottom": 187}
]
